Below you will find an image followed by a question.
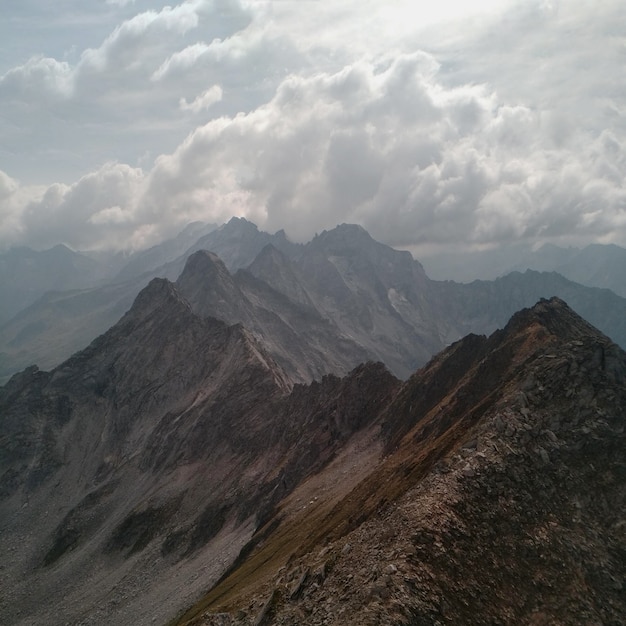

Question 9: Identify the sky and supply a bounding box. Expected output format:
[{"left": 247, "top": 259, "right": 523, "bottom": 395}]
[{"left": 0, "top": 0, "right": 625, "bottom": 254}]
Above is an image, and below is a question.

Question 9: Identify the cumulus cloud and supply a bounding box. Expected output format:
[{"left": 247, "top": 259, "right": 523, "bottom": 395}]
[
  {"left": 0, "top": 56, "right": 73, "bottom": 100},
  {"left": 179, "top": 85, "right": 223, "bottom": 113},
  {"left": 0, "top": 0, "right": 625, "bottom": 252}
]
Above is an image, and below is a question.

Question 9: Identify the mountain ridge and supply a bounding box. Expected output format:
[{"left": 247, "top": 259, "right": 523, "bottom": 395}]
[{"left": 3, "top": 221, "right": 626, "bottom": 385}]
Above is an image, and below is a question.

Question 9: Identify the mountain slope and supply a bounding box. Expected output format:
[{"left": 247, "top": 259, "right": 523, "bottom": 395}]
[
  {"left": 0, "top": 277, "right": 295, "bottom": 625},
  {"left": 0, "top": 244, "right": 108, "bottom": 326},
  {"left": 176, "top": 298, "right": 626, "bottom": 626},
  {"left": 0, "top": 273, "right": 399, "bottom": 626},
  {"left": 176, "top": 250, "right": 372, "bottom": 383}
]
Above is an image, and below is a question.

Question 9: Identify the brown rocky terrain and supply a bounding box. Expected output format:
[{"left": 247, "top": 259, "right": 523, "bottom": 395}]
[{"left": 175, "top": 298, "right": 626, "bottom": 626}]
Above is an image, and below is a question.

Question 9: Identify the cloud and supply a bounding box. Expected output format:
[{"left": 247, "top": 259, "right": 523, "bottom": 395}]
[
  {"left": 0, "top": 56, "right": 73, "bottom": 100},
  {"left": 179, "top": 85, "right": 223, "bottom": 113},
  {"left": 0, "top": 0, "right": 625, "bottom": 253}
]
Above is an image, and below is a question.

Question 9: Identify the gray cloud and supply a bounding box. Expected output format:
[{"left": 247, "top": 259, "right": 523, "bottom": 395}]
[{"left": 0, "top": 0, "right": 625, "bottom": 253}]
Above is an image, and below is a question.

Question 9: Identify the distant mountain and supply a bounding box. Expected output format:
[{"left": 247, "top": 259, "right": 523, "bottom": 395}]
[
  {"left": 113, "top": 221, "right": 217, "bottom": 281},
  {"left": 2, "top": 220, "right": 626, "bottom": 384},
  {"left": 176, "top": 249, "right": 371, "bottom": 383},
  {"left": 0, "top": 244, "right": 109, "bottom": 325},
  {"left": 422, "top": 241, "right": 626, "bottom": 297},
  {"left": 0, "top": 277, "right": 148, "bottom": 383},
  {"left": 553, "top": 243, "right": 626, "bottom": 297},
  {"left": 2, "top": 294, "right": 624, "bottom": 625},
  {"left": 433, "top": 269, "right": 626, "bottom": 348},
  {"left": 176, "top": 216, "right": 302, "bottom": 274}
]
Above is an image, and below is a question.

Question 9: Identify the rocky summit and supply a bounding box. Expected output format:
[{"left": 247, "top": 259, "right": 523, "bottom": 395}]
[{"left": 0, "top": 256, "right": 625, "bottom": 626}]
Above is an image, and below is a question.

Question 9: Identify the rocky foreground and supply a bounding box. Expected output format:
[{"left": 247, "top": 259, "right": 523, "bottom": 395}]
[
  {"left": 178, "top": 299, "right": 626, "bottom": 626},
  {"left": 1, "top": 285, "right": 624, "bottom": 625}
]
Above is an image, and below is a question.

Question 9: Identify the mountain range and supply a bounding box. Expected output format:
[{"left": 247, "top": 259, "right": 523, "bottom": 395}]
[
  {"left": 1, "top": 269, "right": 624, "bottom": 624},
  {"left": 2, "top": 219, "right": 626, "bottom": 385},
  {"left": 421, "top": 241, "right": 626, "bottom": 297}
]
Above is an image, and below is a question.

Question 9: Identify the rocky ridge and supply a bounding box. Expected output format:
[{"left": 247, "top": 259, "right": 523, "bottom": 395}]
[
  {"left": 176, "top": 298, "right": 626, "bottom": 626},
  {"left": 4, "top": 219, "right": 626, "bottom": 385},
  {"left": 1, "top": 244, "right": 625, "bottom": 625}
]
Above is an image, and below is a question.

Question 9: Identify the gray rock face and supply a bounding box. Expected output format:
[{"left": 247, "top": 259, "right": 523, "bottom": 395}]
[{"left": 3, "top": 221, "right": 626, "bottom": 386}]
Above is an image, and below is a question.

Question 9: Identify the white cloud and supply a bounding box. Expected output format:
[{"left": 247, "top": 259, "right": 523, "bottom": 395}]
[
  {"left": 152, "top": 43, "right": 210, "bottom": 81},
  {"left": 0, "top": 56, "right": 73, "bottom": 100},
  {"left": 0, "top": 0, "right": 625, "bottom": 253},
  {"left": 179, "top": 85, "right": 223, "bottom": 113}
]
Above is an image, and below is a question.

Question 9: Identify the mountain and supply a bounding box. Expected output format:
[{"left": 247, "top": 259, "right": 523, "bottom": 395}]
[
  {"left": 553, "top": 243, "right": 626, "bottom": 298},
  {"left": 175, "top": 249, "right": 372, "bottom": 383},
  {"left": 175, "top": 297, "right": 626, "bottom": 626},
  {"left": 113, "top": 221, "right": 218, "bottom": 282},
  {"left": 176, "top": 216, "right": 302, "bottom": 275},
  {"left": 0, "top": 244, "right": 109, "bottom": 326},
  {"left": 2, "top": 291, "right": 623, "bottom": 625},
  {"left": 433, "top": 269, "right": 626, "bottom": 349},
  {"left": 0, "top": 276, "right": 150, "bottom": 383},
  {"left": 422, "top": 241, "right": 626, "bottom": 297},
  {"left": 2, "top": 220, "right": 626, "bottom": 385}
]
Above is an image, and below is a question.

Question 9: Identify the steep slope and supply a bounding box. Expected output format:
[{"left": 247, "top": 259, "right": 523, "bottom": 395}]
[
  {"left": 176, "top": 298, "right": 626, "bottom": 626},
  {"left": 176, "top": 249, "right": 372, "bottom": 383},
  {"left": 0, "top": 274, "right": 401, "bottom": 626},
  {"left": 0, "top": 277, "right": 296, "bottom": 625},
  {"left": 250, "top": 224, "right": 447, "bottom": 378}
]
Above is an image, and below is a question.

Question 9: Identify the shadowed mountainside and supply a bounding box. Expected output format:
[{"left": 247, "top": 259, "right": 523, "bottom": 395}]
[
  {"left": 175, "top": 297, "right": 626, "bottom": 626},
  {"left": 1, "top": 290, "right": 624, "bottom": 625}
]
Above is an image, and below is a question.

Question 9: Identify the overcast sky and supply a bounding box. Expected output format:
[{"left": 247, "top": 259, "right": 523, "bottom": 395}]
[{"left": 0, "top": 0, "right": 624, "bottom": 254}]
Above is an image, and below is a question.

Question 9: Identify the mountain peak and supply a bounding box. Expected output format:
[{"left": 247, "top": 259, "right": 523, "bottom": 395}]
[
  {"left": 123, "top": 277, "right": 189, "bottom": 322},
  {"left": 314, "top": 223, "right": 373, "bottom": 246},
  {"left": 505, "top": 296, "right": 609, "bottom": 344},
  {"left": 221, "top": 216, "right": 258, "bottom": 234}
]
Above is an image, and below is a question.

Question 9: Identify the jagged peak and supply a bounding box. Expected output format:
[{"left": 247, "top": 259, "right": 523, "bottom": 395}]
[
  {"left": 219, "top": 216, "right": 259, "bottom": 234},
  {"left": 125, "top": 277, "right": 190, "bottom": 321},
  {"left": 503, "top": 296, "right": 609, "bottom": 344},
  {"left": 251, "top": 243, "right": 286, "bottom": 264},
  {"left": 314, "top": 223, "right": 372, "bottom": 244}
]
